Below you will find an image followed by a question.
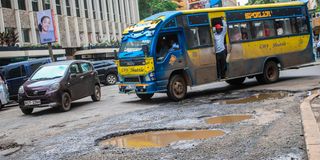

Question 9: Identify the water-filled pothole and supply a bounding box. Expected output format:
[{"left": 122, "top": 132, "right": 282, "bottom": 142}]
[
  {"left": 99, "top": 130, "right": 225, "bottom": 149},
  {"left": 206, "top": 115, "right": 252, "bottom": 124},
  {"left": 218, "top": 92, "right": 288, "bottom": 104}
]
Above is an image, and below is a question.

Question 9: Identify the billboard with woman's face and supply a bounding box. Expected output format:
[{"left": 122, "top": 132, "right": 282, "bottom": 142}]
[{"left": 37, "top": 9, "right": 56, "bottom": 44}]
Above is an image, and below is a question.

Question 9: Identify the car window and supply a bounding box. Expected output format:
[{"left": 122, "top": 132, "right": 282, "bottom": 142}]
[
  {"left": 6, "top": 65, "right": 26, "bottom": 79},
  {"left": 70, "top": 64, "right": 81, "bottom": 74},
  {"left": 80, "top": 63, "right": 93, "bottom": 73}
]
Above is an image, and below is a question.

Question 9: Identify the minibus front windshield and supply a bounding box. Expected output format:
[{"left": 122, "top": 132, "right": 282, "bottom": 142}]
[{"left": 119, "top": 39, "right": 152, "bottom": 57}]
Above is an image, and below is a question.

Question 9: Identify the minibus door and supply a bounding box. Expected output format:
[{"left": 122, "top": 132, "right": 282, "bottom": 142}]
[{"left": 154, "top": 31, "right": 185, "bottom": 89}]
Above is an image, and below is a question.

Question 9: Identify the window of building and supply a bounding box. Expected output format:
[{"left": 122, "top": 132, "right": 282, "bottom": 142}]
[
  {"left": 5, "top": 27, "right": 15, "bottom": 33},
  {"left": 92, "top": 0, "right": 96, "bottom": 19},
  {"left": 228, "top": 23, "right": 251, "bottom": 42},
  {"left": 32, "top": 0, "right": 39, "bottom": 11},
  {"left": 22, "top": 29, "right": 30, "bottom": 43},
  {"left": 118, "top": 0, "right": 122, "bottom": 21},
  {"left": 99, "top": 0, "right": 103, "bottom": 20},
  {"left": 106, "top": 0, "right": 109, "bottom": 20},
  {"left": 1, "top": 0, "right": 11, "bottom": 8},
  {"left": 185, "top": 26, "right": 212, "bottom": 49},
  {"left": 18, "top": 0, "right": 26, "bottom": 10},
  {"left": 84, "top": 0, "right": 88, "bottom": 18},
  {"left": 56, "top": 0, "right": 61, "bottom": 15},
  {"left": 66, "top": 0, "right": 71, "bottom": 16},
  {"left": 75, "top": 0, "right": 80, "bottom": 17},
  {"left": 43, "top": 0, "right": 50, "bottom": 10}
]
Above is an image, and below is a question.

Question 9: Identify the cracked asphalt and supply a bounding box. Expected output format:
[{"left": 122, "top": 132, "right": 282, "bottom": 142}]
[{"left": 0, "top": 65, "right": 319, "bottom": 160}]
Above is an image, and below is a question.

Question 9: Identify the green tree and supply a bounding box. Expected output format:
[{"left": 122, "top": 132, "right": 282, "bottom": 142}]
[
  {"left": 247, "top": 0, "right": 279, "bottom": 5},
  {"left": 139, "top": 0, "right": 177, "bottom": 20}
]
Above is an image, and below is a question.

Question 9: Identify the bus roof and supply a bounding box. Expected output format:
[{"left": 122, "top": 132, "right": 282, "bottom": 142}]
[
  {"left": 181, "top": 1, "right": 305, "bottom": 14},
  {"left": 123, "top": 1, "right": 305, "bottom": 35}
]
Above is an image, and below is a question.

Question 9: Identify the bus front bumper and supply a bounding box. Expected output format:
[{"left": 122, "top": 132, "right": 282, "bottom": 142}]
[{"left": 118, "top": 82, "right": 157, "bottom": 94}]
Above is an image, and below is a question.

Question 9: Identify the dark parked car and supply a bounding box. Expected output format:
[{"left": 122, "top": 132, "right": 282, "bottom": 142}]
[
  {"left": 0, "top": 58, "right": 51, "bottom": 100},
  {"left": 92, "top": 60, "right": 118, "bottom": 85},
  {"left": 18, "top": 60, "right": 101, "bottom": 115}
]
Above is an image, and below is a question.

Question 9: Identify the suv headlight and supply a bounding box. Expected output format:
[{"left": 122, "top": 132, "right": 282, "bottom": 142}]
[
  {"left": 48, "top": 83, "right": 60, "bottom": 92},
  {"left": 18, "top": 86, "right": 24, "bottom": 94}
]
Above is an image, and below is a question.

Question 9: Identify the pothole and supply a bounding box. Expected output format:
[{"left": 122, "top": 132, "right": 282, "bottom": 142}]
[
  {"left": 206, "top": 115, "right": 252, "bottom": 124},
  {"left": 217, "top": 92, "right": 288, "bottom": 104},
  {"left": 98, "top": 129, "right": 225, "bottom": 149}
]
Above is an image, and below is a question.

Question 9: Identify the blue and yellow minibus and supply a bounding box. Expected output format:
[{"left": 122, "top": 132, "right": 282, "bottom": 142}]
[{"left": 116, "top": 2, "right": 315, "bottom": 101}]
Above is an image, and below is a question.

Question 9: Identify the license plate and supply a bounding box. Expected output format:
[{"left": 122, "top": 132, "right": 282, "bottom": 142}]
[
  {"left": 126, "top": 84, "right": 136, "bottom": 90},
  {"left": 24, "top": 100, "right": 41, "bottom": 106}
]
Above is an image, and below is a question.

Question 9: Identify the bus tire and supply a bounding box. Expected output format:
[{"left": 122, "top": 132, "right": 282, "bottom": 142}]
[
  {"left": 256, "top": 61, "right": 279, "bottom": 84},
  {"left": 167, "top": 74, "right": 187, "bottom": 101},
  {"left": 226, "top": 77, "right": 246, "bottom": 86},
  {"left": 136, "top": 93, "right": 154, "bottom": 100}
]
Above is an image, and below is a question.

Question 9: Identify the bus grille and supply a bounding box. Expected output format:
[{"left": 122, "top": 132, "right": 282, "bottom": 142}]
[
  {"left": 124, "top": 77, "right": 140, "bottom": 83},
  {"left": 120, "top": 59, "right": 145, "bottom": 66}
]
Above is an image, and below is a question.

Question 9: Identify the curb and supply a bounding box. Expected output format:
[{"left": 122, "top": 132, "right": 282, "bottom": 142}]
[{"left": 300, "top": 91, "right": 320, "bottom": 160}]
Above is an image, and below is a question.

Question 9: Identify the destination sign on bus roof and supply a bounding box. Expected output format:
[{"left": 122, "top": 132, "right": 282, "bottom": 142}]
[{"left": 226, "top": 7, "right": 305, "bottom": 22}]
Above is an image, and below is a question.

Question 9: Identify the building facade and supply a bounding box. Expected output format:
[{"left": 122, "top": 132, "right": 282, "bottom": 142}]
[
  {"left": 172, "top": 0, "right": 237, "bottom": 10},
  {"left": 0, "top": 0, "right": 139, "bottom": 48}
]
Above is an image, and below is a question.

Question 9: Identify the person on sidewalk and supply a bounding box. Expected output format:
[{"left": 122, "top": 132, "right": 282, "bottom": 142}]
[
  {"left": 214, "top": 19, "right": 227, "bottom": 79},
  {"left": 317, "top": 40, "right": 320, "bottom": 59}
]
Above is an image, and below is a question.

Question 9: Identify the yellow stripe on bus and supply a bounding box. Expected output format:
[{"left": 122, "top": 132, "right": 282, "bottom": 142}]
[{"left": 242, "top": 35, "right": 310, "bottom": 59}]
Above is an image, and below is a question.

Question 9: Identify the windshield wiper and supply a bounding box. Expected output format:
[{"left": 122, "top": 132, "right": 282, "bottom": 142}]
[{"left": 32, "top": 76, "right": 62, "bottom": 81}]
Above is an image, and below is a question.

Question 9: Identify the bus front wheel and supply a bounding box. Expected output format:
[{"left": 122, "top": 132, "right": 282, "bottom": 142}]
[
  {"left": 256, "top": 61, "right": 279, "bottom": 84},
  {"left": 167, "top": 74, "right": 187, "bottom": 101},
  {"left": 136, "top": 93, "right": 154, "bottom": 100}
]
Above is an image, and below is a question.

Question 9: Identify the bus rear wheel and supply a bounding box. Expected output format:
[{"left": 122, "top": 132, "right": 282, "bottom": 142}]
[
  {"left": 226, "top": 77, "right": 246, "bottom": 86},
  {"left": 256, "top": 61, "right": 279, "bottom": 84},
  {"left": 167, "top": 74, "right": 187, "bottom": 101},
  {"left": 136, "top": 93, "right": 154, "bottom": 100}
]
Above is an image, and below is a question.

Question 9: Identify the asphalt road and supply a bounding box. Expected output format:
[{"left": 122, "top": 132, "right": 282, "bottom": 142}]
[{"left": 0, "top": 65, "right": 319, "bottom": 159}]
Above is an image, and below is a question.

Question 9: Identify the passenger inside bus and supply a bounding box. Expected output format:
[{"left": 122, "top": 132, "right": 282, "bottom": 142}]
[
  {"left": 156, "top": 34, "right": 180, "bottom": 61},
  {"left": 276, "top": 22, "right": 284, "bottom": 36}
]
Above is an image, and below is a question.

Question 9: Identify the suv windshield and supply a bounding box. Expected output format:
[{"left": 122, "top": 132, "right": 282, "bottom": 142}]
[
  {"left": 31, "top": 65, "right": 68, "bottom": 80},
  {"left": 120, "top": 39, "right": 151, "bottom": 53}
]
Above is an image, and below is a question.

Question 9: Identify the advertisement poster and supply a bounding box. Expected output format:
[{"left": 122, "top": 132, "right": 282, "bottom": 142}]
[
  {"left": 188, "top": 0, "right": 211, "bottom": 9},
  {"left": 37, "top": 9, "right": 57, "bottom": 44}
]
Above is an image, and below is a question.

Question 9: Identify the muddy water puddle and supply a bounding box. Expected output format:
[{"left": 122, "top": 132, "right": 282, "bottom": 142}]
[
  {"left": 218, "top": 92, "right": 288, "bottom": 104},
  {"left": 99, "top": 130, "right": 225, "bottom": 149},
  {"left": 206, "top": 115, "right": 252, "bottom": 125}
]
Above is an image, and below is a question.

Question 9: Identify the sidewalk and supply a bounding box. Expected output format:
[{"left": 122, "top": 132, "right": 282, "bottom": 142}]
[
  {"left": 297, "top": 58, "right": 320, "bottom": 68},
  {"left": 300, "top": 90, "right": 320, "bottom": 160}
]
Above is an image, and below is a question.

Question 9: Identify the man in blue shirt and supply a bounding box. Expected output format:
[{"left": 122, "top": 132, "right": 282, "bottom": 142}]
[{"left": 214, "top": 19, "right": 227, "bottom": 79}]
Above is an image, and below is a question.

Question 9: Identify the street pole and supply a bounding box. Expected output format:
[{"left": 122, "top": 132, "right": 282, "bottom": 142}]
[{"left": 48, "top": 42, "right": 55, "bottom": 62}]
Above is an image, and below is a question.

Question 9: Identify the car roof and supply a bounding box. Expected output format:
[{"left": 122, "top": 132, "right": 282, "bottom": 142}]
[
  {"left": 3, "top": 58, "right": 51, "bottom": 68},
  {"left": 42, "top": 60, "right": 90, "bottom": 67}
]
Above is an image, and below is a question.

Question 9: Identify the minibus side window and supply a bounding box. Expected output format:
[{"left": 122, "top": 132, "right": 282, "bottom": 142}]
[{"left": 156, "top": 34, "right": 180, "bottom": 61}]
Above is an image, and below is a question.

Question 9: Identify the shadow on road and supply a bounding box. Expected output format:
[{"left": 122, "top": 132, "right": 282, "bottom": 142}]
[
  {"left": 29, "top": 101, "right": 93, "bottom": 116},
  {"left": 123, "top": 76, "right": 319, "bottom": 105}
]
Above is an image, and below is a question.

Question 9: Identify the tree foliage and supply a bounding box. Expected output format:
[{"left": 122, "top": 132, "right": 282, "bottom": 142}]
[
  {"left": 247, "top": 0, "right": 278, "bottom": 5},
  {"left": 0, "top": 30, "right": 19, "bottom": 47},
  {"left": 138, "top": 0, "right": 178, "bottom": 20}
]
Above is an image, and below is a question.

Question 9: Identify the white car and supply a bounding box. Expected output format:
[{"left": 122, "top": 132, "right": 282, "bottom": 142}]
[{"left": 0, "top": 75, "right": 9, "bottom": 109}]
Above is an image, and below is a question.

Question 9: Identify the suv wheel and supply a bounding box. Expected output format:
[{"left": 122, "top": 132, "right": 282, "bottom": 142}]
[
  {"left": 59, "top": 92, "right": 71, "bottom": 112},
  {"left": 20, "top": 108, "right": 33, "bottom": 115},
  {"left": 105, "top": 74, "right": 117, "bottom": 85},
  {"left": 167, "top": 74, "right": 187, "bottom": 101},
  {"left": 91, "top": 85, "right": 101, "bottom": 102}
]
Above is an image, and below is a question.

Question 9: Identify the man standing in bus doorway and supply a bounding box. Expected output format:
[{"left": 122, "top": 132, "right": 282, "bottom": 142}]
[{"left": 214, "top": 19, "right": 227, "bottom": 79}]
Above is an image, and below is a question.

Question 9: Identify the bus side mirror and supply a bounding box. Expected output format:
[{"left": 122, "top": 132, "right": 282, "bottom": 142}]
[
  {"left": 142, "top": 45, "right": 149, "bottom": 56},
  {"left": 114, "top": 50, "right": 118, "bottom": 60}
]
